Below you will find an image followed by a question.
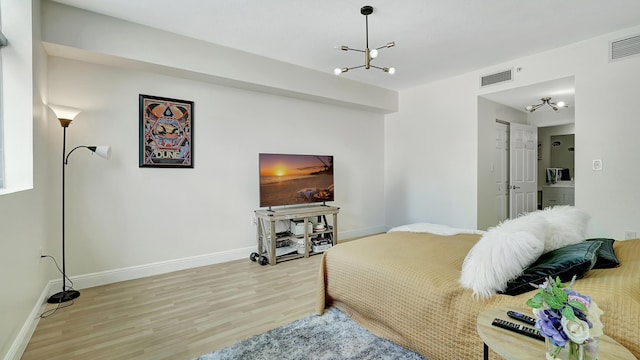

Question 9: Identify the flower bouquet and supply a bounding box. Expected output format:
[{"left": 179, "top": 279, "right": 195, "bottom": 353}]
[{"left": 526, "top": 276, "right": 603, "bottom": 360}]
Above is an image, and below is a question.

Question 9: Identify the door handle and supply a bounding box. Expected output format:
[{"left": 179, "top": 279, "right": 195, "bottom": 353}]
[{"left": 511, "top": 185, "right": 521, "bottom": 190}]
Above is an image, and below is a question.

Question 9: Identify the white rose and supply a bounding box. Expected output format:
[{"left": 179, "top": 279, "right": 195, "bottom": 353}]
[
  {"left": 561, "top": 316, "right": 591, "bottom": 344},
  {"left": 587, "top": 301, "right": 604, "bottom": 338}
]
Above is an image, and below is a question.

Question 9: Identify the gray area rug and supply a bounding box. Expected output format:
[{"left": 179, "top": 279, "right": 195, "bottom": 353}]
[{"left": 195, "top": 307, "right": 425, "bottom": 360}]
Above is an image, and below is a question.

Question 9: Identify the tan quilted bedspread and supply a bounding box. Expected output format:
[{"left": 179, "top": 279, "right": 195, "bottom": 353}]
[{"left": 316, "top": 232, "right": 640, "bottom": 359}]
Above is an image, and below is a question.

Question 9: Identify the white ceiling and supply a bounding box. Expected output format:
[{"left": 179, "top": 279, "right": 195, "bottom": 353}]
[
  {"left": 50, "top": 0, "right": 639, "bottom": 101},
  {"left": 482, "top": 76, "right": 575, "bottom": 114}
]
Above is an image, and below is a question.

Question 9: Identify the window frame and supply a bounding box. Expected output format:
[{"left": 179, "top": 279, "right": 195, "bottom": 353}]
[{"left": 0, "top": 0, "right": 35, "bottom": 195}]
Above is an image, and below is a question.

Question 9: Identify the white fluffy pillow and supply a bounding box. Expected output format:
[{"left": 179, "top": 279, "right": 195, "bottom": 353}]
[
  {"left": 537, "top": 205, "right": 590, "bottom": 253},
  {"left": 459, "top": 215, "right": 547, "bottom": 299}
]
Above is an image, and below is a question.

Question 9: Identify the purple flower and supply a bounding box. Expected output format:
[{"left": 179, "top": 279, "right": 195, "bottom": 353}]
[
  {"left": 536, "top": 309, "right": 569, "bottom": 347},
  {"left": 566, "top": 289, "right": 591, "bottom": 308}
]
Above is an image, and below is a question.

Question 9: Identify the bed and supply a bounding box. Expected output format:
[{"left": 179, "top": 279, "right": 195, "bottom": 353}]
[{"left": 316, "top": 231, "right": 640, "bottom": 359}]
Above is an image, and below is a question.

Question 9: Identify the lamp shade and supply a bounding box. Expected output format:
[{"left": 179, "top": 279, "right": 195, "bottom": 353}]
[
  {"left": 49, "top": 105, "right": 82, "bottom": 121},
  {"left": 93, "top": 146, "right": 111, "bottom": 159}
]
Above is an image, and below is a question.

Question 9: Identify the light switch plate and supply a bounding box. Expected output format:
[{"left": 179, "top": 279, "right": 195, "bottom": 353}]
[{"left": 592, "top": 159, "right": 603, "bottom": 171}]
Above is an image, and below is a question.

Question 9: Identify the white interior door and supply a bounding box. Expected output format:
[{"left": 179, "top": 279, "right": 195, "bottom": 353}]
[
  {"left": 509, "top": 123, "right": 538, "bottom": 218},
  {"left": 495, "top": 122, "right": 509, "bottom": 223}
]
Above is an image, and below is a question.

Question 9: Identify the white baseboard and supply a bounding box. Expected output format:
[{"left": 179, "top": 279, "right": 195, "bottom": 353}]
[
  {"left": 6, "top": 246, "right": 254, "bottom": 360},
  {"left": 46, "top": 246, "right": 256, "bottom": 295},
  {"left": 4, "top": 283, "right": 51, "bottom": 360},
  {"left": 44, "top": 230, "right": 385, "bottom": 297}
]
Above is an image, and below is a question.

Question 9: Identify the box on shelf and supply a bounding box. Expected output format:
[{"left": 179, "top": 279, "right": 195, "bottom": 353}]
[
  {"left": 291, "top": 219, "right": 313, "bottom": 235},
  {"left": 275, "top": 239, "right": 292, "bottom": 248},
  {"left": 312, "top": 244, "right": 332, "bottom": 253},
  {"left": 261, "top": 219, "right": 290, "bottom": 236},
  {"left": 311, "top": 237, "right": 332, "bottom": 253}
]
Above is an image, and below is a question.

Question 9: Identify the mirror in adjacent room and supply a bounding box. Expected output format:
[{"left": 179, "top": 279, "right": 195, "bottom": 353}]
[{"left": 549, "top": 134, "right": 575, "bottom": 182}]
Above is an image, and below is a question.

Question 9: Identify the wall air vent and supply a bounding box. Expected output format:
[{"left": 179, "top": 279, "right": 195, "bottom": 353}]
[
  {"left": 610, "top": 34, "right": 640, "bottom": 62},
  {"left": 480, "top": 68, "right": 513, "bottom": 88}
]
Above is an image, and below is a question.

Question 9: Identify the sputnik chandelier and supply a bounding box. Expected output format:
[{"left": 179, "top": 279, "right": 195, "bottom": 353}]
[
  {"left": 334, "top": 5, "right": 395, "bottom": 76},
  {"left": 525, "top": 97, "right": 569, "bottom": 112}
]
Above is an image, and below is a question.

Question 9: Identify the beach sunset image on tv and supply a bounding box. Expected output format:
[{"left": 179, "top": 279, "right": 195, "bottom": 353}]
[{"left": 259, "top": 153, "right": 334, "bottom": 208}]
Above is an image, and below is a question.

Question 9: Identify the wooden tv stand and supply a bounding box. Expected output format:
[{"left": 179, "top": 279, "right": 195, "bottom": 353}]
[{"left": 252, "top": 205, "right": 339, "bottom": 265}]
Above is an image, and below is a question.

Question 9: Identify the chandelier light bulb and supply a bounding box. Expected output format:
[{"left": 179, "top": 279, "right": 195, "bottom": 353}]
[
  {"left": 384, "top": 67, "right": 396, "bottom": 75},
  {"left": 369, "top": 48, "right": 378, "bottom": 58},
  {"left": 525, "top": 105, "right": 533, "bottom": 111},
  {"left": 334, "top": 67, "right": 349, "bottom": 75},
  {"left": 557, "top": 101, "right": 565, "bottom": 107}
]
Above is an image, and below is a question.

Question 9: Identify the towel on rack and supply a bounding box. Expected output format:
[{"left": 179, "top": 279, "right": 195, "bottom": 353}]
[{"left": 546, "top": 168, "right": 558, "bottom": 184}]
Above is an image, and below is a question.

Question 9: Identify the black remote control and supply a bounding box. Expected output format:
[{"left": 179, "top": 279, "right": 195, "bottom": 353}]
[
  {"left": 491, "top": 318, "right": 545, "bottom": 342},
  {"left": 507, "top": 310, "right": 537, "bottom": 326}
]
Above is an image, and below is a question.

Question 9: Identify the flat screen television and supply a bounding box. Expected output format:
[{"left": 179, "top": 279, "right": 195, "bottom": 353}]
[{"left": 259, "top": 153, "right": 334, "bottom": 208}]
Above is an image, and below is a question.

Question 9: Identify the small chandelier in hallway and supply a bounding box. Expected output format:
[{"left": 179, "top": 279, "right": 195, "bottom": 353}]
[{"left": 525, "top": 97, "right": 569, "bottom": 112}]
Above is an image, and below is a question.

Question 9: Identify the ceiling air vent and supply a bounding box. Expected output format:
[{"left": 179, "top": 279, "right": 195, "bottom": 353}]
[
  {"left": 610, "top": 34, "right": 640, "bottom": 62},
  {"left": 480, "top": 68, "right": 513, "bottom": 88}
]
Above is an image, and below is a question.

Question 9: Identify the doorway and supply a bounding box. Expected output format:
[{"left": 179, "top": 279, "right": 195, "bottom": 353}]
[
  {"left": 477, "top": 76, "right": 575, "bottom": 230},
  {"left": 494, "top": 121, "right": 539, "bottom": 223},
  {"left": 495, "top": 121, "right": 509, "bottom": 223}
]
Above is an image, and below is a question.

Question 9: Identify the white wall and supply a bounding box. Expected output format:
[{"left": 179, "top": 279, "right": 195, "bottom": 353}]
[
  {"left": 386, "top": 24, "right": 640, "bottom": 239},
  {"left": 0, "top": 0, "right": 52, "bottom": 358},
  {"left": 46, "top": 57, "right": 386, "bottom": 277},
  {"left": 385, "top": 74, "right": 479, "bottom": 228},
  {"left": 576, "top": 48, "right": 640, "bottom": 237}
]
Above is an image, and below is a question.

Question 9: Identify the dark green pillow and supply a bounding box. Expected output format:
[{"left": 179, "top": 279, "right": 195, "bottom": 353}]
[
  {"left": 502, "top": 241, "right": 601, "bottom": 296},
  {"left": 586, "top": 238, "right": 620, "bottom": 269}
]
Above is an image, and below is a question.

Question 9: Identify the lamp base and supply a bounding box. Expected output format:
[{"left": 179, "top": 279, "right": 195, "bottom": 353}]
[{"left": 47, "top": 290, "right": 80, "bottom": 304}]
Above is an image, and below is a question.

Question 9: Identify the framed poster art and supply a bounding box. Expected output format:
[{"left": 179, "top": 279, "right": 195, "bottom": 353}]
[{"left": 139, "top": 94, "right": 194, "bottom": 168}]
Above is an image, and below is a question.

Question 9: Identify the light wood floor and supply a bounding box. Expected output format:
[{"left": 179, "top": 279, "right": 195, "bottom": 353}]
[{"left": 22, "top": 255, "right": 323, "bottom": 360}]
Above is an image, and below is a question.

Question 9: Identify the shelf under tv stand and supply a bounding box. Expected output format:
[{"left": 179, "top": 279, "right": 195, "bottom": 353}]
[{"left": 252, "top": 205, "right": 339, "bottom": 266}]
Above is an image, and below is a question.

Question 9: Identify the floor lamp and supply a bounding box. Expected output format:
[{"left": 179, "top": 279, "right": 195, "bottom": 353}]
[{"left": 47, "top": 105, "right": 111, "bottom": 304}]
